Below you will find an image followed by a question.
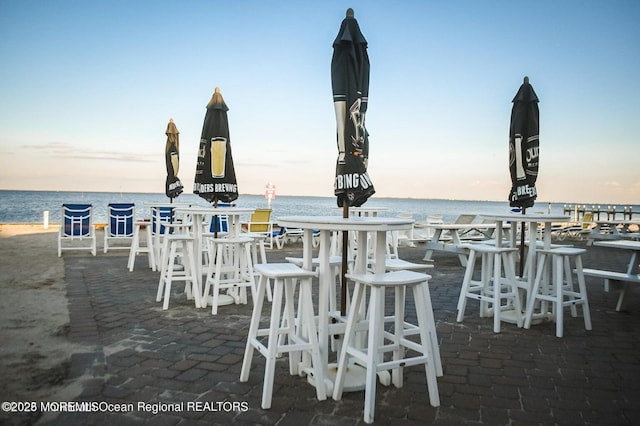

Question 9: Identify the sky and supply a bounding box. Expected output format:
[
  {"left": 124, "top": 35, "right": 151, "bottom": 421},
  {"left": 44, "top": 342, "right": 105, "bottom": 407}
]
[{"left": 1, "top": 0, "right": 639, "bottom": 205}]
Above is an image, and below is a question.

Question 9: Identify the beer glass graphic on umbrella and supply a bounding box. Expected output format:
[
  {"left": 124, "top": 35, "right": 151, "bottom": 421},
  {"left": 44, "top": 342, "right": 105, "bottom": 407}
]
[{"left": 210, "top": 137, "right": 227, "bottom": 177}]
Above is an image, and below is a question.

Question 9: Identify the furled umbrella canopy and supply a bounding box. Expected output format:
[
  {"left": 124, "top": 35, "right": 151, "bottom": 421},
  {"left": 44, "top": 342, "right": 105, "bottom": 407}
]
[
  {"left": 332, "top": 8, "right": 375, "bottom": 208},
  {"left": 164, "top": 118, "right": 184, "bottom": 199},
  {"left": 193, "top": 87, "right": 239, "bottom": 204},
  {"left": 508, "top": 76, "right": 540, "bottom": 210}
]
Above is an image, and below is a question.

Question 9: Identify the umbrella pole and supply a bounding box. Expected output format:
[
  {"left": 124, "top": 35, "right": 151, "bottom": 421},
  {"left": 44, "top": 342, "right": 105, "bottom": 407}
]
[
  {"left": 519, "top": 207, "right": 526, "bottom": 277},
  {"left": 213, "top": 199, "right": 218, "bottom": 239},
  {"left": 169, "top": 197, "right": 174, "bottom": 225},
  {"left": 341, "top": 202, "right": 349, "bottom": 316}
]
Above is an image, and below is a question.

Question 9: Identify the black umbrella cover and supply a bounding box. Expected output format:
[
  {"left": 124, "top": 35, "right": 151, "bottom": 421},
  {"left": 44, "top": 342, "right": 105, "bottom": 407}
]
[
  {"left": 508, "top": 77, "right": 539, "bottom": 209},
  {"left": 165, "top": 119, "right": 184, "bottom": 199},
  {"left": 331, "top": 9, "right": 375, "bottom": 208},
  {"left": 193, "top": 87, "right": 239, "bottom": 204}
]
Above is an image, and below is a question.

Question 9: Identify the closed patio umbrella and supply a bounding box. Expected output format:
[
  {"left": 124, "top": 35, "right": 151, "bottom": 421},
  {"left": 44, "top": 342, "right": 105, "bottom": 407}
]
[
  {"left": 508, "top": 76, "right": 540, "bottom": 276},
  {"left": 164, "top": 118, "right": 183, "bottom": 200},
  {"left": 193, "top": 87, "right": 239, "bottom": 205},
  {"left": 332, "top": 8, "right": 375, "bottom": 211},
  {"left": 332, "top": 8, "right": 374, "bottom": 315},
  {"left": 508, "top": 76, "right": 539, "bottom": 210}
]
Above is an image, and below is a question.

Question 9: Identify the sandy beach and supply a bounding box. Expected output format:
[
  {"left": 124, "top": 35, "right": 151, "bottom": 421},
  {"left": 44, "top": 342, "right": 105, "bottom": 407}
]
[
  {"left": 1, "top": 223, "right": 639, "bottom": 425},
  {"left": 0, "top": 225, "right": 88, "bottom": 406}
]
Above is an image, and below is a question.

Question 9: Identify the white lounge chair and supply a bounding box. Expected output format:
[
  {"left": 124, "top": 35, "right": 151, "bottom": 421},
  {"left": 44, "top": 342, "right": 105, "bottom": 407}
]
[
  {"left": 412, "top": 214, "right": 444, "bottom": 243},
  {"left": 274, "top": 226, "right": 305, "bottom": 249}
]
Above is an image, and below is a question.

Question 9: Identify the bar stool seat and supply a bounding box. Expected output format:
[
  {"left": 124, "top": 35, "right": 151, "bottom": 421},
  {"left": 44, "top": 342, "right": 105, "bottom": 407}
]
[
  {"left": 456, "top": 243, "right": 523, "bottom": 333},
  {"left": 332, "top": 270, "right": 440, "bottom": 424},
  {"left": 524, "top": 247, "right": 592, "bottom": 337},
  {"left": 240, "top": 263, "right": 326, "bottom": 409},
  {"left": 156, "top": 233, "right": 200, "bottom": 310},
  {"left": 128, "top": 220, "right": 156, "bottom": 272}
]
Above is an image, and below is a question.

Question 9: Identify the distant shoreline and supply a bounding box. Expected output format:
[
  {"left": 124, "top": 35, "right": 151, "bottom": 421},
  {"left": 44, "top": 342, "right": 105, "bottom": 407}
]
[
  {"left": 2, "top": 190, "right": 639, "bottom": 225},
  {"left": 0, "top": 188, "right": 637, "bottom": 207}
]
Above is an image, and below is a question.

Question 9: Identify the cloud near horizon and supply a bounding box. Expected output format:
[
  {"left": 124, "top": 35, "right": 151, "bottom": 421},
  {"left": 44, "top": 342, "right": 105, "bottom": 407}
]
[{"left": 21, "top": 141, "right": 156, "bottom": 163}]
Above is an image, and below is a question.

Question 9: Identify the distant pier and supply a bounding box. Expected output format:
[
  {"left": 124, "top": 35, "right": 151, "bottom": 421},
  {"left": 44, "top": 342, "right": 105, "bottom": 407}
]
[{"left": 562, "top": 204, "right": 636, "bottom": 221}]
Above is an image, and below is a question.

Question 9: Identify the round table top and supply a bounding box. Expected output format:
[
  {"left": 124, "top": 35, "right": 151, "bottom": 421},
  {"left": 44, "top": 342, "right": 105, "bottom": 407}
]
[{"left": 278, "top": 215, "right": 413, "bottom": 231}]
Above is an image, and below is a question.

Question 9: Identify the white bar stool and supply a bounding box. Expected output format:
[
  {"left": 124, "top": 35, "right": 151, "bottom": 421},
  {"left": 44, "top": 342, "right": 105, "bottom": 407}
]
[
  {"left": 202, "top": 236, "right": 256, "bottom": 315},
  {"left": 128, "top": 220, "right": 156, "bottom": 272},
  {"left": 524, "top": 247, "right": 592, "bottom": 337},
  {"left": 456, "top": 243, "right": 523, "bottom": 333},
  {"left": 332, "top": 270, "right": 440, "bottom": 424},
  {"left": 156, "top": 233, "right": 200, "bottom": 310},
  {"left": 240, "top": 263, "right": 326, "bottom": 409}
]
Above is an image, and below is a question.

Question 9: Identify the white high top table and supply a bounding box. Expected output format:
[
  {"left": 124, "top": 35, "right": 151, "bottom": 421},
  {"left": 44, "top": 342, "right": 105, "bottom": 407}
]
[{"left": 277, "top": 215, "right": 414, "bottom": 394}]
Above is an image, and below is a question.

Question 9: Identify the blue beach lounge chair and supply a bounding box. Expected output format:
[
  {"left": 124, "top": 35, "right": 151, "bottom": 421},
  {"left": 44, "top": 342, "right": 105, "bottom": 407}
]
[
  {"left": 274, "top": 227, "right": 304, "bottom": 249},
  {"left": 152, "top": 206, "right": 175, "bottom": 237},
  {"left": 58, "top": 203, "right": 96, "bottom": 256},
  {"left": 208, "top": 202, "right": 234, "bottom": 235},
  {"left": 104, "top": 203, "right": 135, "bottom": 253}
]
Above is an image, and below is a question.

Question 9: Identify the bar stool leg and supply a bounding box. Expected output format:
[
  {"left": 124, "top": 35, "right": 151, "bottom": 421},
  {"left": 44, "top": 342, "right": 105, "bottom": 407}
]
[
  {"left": 261, "top": 277, "right": 284, "bottom": 409},
  {"left": 524, "top": 252, "right": 549, "bottom": 329},
  {"left": 562, "top": 255, "right": 578, "bottom": 318},
  {"left": 456, "top": 249, "right": 477, "bottom": 321},
  {"left": 363, "top": 285, "right": 383, "bottom": 424},
  {"left": 145, "top": 225, "right": 156, "bottom": 271},
  {"left": 554, "top": 254, "right": 564, "bottom": 338},
  {"left": 201, "top": 239, "right": 216, "bottom": 309},
  {"left": 574, "top": 255, "right": 592, "bottom": 331},
  {"left": 162, "top": 241, "right": 178, "bottom": 310},
  {"left": 492, "top": 250, "right": 502, "bottom": 333},
  {"left": 242, "top": 242, "right": 257, "bottom": 304},
  {"left": 333, "top": 281, "right": 365, "bottom": 401},
  {"left": 156, "top": 238, "right": 171, "bottom": 304},
  {"left": 299, "top": 277, "right": 327, "bottom": 400},
  {"left": 184, "top": 238, "right": 201, "bottom": 309},
  {"left": 420, "top": 279, "right": 443, "bottom": 376},
  {"left": 128, "top": 225, "right": 140, "bottom": 272},
  {"left": 481, "top": 250, "right": 493, "bottom": 317},
  {"left": 502, "top": 250, "right": 523, "bottom": 328},
  {"left": 414, "top": 282, "right": 441, "bottom": 406},
  {"left": 240, "top": 274, "right": 267, "bottom": 383},
  {"left": 211, "top": 244, "right": 225, "bottom": 315}
]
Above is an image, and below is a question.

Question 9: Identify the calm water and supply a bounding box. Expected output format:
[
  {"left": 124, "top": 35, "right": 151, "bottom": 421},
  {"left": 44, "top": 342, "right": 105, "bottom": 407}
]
[{"left": 1, "top": 190, "right": 637, "bottom": 224}]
